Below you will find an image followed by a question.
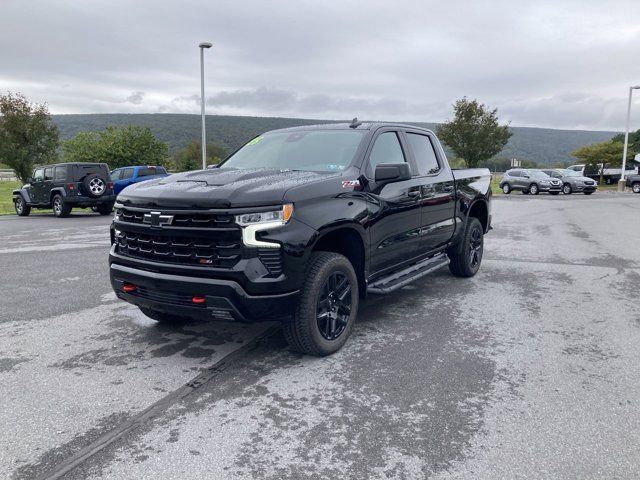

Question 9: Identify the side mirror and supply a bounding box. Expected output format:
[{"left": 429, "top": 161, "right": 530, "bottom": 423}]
[{"left": 374, "top": 163, "right": 412, "bottom": 186}]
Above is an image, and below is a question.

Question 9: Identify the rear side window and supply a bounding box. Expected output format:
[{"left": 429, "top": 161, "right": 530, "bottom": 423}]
[
  {"left": 121, "top": 168, "right": 134, "bottom": 180},
  {"left": 44, "top": 167, "right": 53, "bottom": 180},
  {"left": 138, "top": 167, "right": 160, "bottom": 178},
  {"left": 54, "top": 166, "right": 66, "bottom": 180},
  {"left": 406, "top": 133, "right": 440, "bottom": 175},
  {"left": 368, "top": 132, "right": 406, "bottom": 173}
]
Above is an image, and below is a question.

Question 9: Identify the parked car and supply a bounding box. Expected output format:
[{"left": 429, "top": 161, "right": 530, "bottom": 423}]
[
  {"left": 499, "top": 169, "right": 562, "bottom": 195},
  {"left": 110, "top": 165, "right": 169, "bottom": 195},
  {"left": 109, "top": 122, "right": 492, "bottom": 356},
  {"left": 541, "top": 169, "right": 597, "bottom": 195},
  {"left": 626, "top": 173, "right": 640, "bottom": 193},
  {"left": 567, "top": 163, "right": 640, "bottom": 184},
  {"left": 13, "top": 162, "right": 115, "bottom": 217}
]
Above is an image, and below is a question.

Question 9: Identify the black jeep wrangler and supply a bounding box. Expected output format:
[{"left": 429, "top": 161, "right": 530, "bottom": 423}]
[{"left": 13, "top": 163, "right": 116, "bottom": 218}]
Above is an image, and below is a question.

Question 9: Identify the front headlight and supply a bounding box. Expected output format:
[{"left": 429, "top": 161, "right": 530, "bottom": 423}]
[{"left": 236, "top": 204, "right": 294, "bottom": 248}]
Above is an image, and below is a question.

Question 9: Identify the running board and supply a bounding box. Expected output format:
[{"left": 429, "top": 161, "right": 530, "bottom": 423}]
[{"left": 367, "top": 254, "right": 450, "bottom": 295}]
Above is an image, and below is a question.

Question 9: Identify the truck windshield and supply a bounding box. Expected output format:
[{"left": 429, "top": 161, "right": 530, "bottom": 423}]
[{"left": 220, "top": 130, "right": 365, "bottom": 172}]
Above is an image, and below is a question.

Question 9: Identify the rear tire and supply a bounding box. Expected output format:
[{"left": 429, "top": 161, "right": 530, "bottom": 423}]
[
  {"left": 448, "top": 217, "right": 484, "bottom": 278},
  {"left": 14, "top": 196, "right": 31, "bottom": 216},
  {"left": 52, "top": 194, "right": 71, "bottom": 218},
  {"left": 501, "top": 183, "right": 511, "bottom": 194},
  {"left": 139, "top": 307, "right": 189, "bottom": 324},
  {"left": 283, "top": 251, "right": 358, "bottom": 356},
  {"left": 563, "top": 184, "right": 572, "bottom": 195},
  {"left": 529, "top": 183, "right": 539, "bottom": 195}
]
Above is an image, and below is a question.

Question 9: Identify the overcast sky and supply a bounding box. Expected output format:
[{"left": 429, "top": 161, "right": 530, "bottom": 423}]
[{"left": 1, "top": 0, "right": 639, "bottom": 131}]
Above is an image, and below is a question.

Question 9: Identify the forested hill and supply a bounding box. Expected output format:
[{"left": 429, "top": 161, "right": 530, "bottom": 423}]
[{"left": 51, "top": 113, "right": 617, "bottom": 166}]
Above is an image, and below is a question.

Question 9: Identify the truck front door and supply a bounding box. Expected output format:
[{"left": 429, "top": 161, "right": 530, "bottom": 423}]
[
  {"left": 30, "top": 168, "right": 46, "bottom": 204},
  {"left": 365, "top": 129, "right": 423, "bottom": 275},
  {"left": 403, "top": 130, "right": 456, "bottom": 252}
]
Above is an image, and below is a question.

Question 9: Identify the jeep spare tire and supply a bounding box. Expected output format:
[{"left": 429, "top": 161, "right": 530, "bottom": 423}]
[{"left": 83, "top": 174, "right": 106, "bottom": 198}]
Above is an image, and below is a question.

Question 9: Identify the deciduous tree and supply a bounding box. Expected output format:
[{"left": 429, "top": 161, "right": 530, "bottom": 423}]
[
  {"left": 0, "top": 92, "right": 59, "bottom": 183},
  {"left": 437, "top": 98, "right": 512, "bottom": 168}
]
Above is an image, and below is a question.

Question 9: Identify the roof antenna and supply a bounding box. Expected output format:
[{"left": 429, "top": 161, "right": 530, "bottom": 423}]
[{"left": 349, "top": 117, "right": 362, "bottom": 129}]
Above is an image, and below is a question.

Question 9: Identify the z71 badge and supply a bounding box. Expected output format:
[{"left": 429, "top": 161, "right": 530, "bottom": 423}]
[{"left": 341, "top": 179, "right": 360, "bottom": 188}]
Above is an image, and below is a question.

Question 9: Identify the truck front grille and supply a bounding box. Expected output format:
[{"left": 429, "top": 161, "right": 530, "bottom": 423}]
[
  {"left": 115, "top": 230, "right": 241, "bottom": 267},
  {"left": 116, "top": 208, "right": 234, "bottom": 228}
]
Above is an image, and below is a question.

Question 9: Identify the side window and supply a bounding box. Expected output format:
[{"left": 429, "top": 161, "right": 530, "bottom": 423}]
[
  {"left": 44, "top": 167, "right": 53, "bottom": 180},
  {"left": 138, "top": 167, "right": 157, "bottom": 178},
  {"left": 368, "top": 132, "right": 406, "bottom": 174},
  {"left": 509, "top": 170, "right": 520, "bottom": 177},
  {"left": 406, "top": 133, "right": 440, "bottom": 175},
  {"left": 110, "top": 170, "right": 122, "bottom": 180},
  {"left": 54, "top": 166, "right": 66, "bottom": 180},
  {"left": 33, "top": 168, "right": 44, "bottom": 181},
  {"left": 121, "top": 168, "right": 134, "bottom": 180}
]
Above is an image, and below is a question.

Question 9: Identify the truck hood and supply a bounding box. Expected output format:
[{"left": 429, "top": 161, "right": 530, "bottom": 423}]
[{"left": 116, "top": 167, "right": 341, "bottom": 209}]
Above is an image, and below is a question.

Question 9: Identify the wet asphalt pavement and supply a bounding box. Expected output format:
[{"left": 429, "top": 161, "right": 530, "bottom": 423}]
[{"left": 1, "top": 194, "right": 639, "bottom": 479}]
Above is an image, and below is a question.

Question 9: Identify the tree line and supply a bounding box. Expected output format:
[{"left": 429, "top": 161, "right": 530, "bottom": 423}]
[{"left": 1, "top": 91, "right": 636, "bottom": 184}]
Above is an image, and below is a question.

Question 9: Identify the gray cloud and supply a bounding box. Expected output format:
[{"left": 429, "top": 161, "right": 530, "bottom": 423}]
[
  {"left": 125, "top": 91, "right": 145, "bottom": 105},
  {"left": 0, "top": 0, "right": 639, "bottom": 130}
]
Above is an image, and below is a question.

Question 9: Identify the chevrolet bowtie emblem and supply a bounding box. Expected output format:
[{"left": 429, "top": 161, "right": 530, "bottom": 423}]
[{"left": 143, "top": 211, "right": 174, "bottom": 227}]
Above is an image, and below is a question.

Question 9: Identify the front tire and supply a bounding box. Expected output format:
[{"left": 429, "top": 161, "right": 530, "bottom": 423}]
[
  {"left": 52, "top": 194, "right": 72, "bottom": 218},
  {"left": 448, "top": 217, "right": 484, "bottom": 278},
  {"left": 283, "top": 251, "right": 358, "bottom": 356},
  {"left": 632, "top": 182, "right": 640, "bottom": 194},
  {"left": 563, "top": 183, "right": 572, "bottom": 195},
  {"left": 14, "top": 196, "right": 31, "bottom": 216}
]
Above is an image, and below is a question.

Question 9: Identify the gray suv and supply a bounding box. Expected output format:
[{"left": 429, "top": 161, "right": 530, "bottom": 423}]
[
  {"left": 541, "top": 169, "right": 597, "bottom": 195},
  {"left": 499, "top": 169, "right": 562, "bottom": 195}
]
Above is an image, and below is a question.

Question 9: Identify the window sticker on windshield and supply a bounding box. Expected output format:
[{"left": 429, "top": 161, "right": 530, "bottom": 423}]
[
  {"left": 342, "top": 179, "right": 360, "bottom": 188},
  {"left": 246, "top": 136, "right": 262, "bottom": 146}
]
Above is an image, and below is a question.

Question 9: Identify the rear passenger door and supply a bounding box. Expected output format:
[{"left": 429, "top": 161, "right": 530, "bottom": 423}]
[
  {"left": 403, "top": 130, "right": 456, "bottom": 252},
  {"left": 365, "top": 129, "right": 423, "bottom": 275}
]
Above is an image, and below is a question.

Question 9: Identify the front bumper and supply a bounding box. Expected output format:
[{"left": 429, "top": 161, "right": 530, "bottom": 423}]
[
  {"left": 539, "top": 184, "right": 562, "bottom": 193},
  {"left": 110, "top": 262, "right": 299, "bottom": 322},
  {"left": 571, "top": 184, "right": 597, "bottom": 192}
]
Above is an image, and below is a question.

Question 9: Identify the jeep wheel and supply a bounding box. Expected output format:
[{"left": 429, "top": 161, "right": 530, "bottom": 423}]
[
  {"left": 632, "top": 182, "right": 640, "bottom": 194},
  {"left": 52, "top": 194, "right": 72, "bottom": 218},
  {"left": 139, "top": 307, "right": 189, "bottom": 324},
  {"left": 448, "top": 217, "right": 484, "bottom": 278},
  {"left": 501, "top": 183, "right": 511, "bottom": 194},
  {"left": 83, "top": 174, "right": 107, "bottom": 198},
  {"left": 96, "top": 203, "right": 114, "bottom": 215},
  {"left": 14, "top": 196, "right": 31, "bottom": 216},
  {"left": 529, "top": 183, "right": 539, "bottom": 195},
  {"left": 283, "top": 251, "right": 358, "bottom": 356},
  {"left": 563, "top": 184, "right": 572, "bottom": 195}
]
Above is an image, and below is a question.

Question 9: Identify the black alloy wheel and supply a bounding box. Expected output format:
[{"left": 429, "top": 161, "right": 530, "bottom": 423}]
[{"left": 316, "top": 271, "right": 352, "bottom": 341}]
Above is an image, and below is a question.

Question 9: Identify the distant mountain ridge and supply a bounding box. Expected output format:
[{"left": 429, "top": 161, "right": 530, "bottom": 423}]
[{"left": 51, "top": 113, "right": 617, "bottom": 166}]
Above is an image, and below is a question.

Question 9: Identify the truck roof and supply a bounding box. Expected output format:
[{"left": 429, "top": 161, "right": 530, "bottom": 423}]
[{"left": 268, "top": 122, "right": 434, "bottom": 134}]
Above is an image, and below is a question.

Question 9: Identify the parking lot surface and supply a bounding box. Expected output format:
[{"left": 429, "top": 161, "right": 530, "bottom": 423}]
[{"left": 1, "top": 194, "right": 639, "bottom": 479}]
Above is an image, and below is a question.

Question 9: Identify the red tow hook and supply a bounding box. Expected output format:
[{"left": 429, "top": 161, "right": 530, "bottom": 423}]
[
  {"left": 122, "top": 283, "right": 137, "bottom": 293},
  {"left": 192, "top": 295, "right": 207, "bottom": 305}
]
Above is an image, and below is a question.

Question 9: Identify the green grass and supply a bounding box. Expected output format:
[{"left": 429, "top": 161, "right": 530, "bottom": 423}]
[
  {"left": 491, "top": 176, "right": 503, "bottom": 195},
  {"left": 0, "top": 180, "right": 21, "bottom": 215}
]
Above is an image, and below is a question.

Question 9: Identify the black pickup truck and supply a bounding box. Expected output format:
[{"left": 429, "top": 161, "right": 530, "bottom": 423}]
[{"left": 109, "top": 122, "right": 491, "bottom": 355}]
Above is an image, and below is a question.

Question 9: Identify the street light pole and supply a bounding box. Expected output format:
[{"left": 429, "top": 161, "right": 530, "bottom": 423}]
[
  {"left": 618, "top": 85, "right": 640, "bottom": 191},
  {"left": 199, "top": 42, "right": 212, "bottom": 170}
]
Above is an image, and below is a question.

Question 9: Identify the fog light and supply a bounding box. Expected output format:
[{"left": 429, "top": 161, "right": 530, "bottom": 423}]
[{"left": 123, "top": 283, "right": 137, "bottom": 293}]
